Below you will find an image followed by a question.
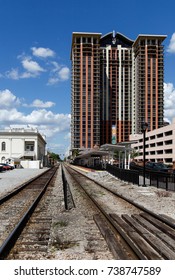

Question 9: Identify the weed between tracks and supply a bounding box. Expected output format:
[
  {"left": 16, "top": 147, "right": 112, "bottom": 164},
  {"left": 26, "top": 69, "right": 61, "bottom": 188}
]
[
  {"left": 51, "top": 220, "right": 77, "bottom": 250},
  {"left": 155, "top": 190, "right": 172, "bottom": 197},
  {"left": 52, "top": 236, "right": 77, "bottom": 250},
  {"left": 52, "top": 220, "right": 68, "bottom": 228}
]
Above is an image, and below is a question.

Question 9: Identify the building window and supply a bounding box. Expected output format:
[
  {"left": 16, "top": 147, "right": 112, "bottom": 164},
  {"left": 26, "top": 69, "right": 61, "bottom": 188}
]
[
  {"left": 157, "top": 133, "right": 163, "bottom": 138},
  {"left": 164, "top": 149, "right": 172, "bottom": 154},
  {"left": 1, "top": 156, "right": 5, "bottom": 162},
  {"left": 165, "top": 130, "right": 172, "bottom": 136},
  {"left": 1, "top": 142, "right": 6, "bottom": 151},
  {"left": 165, "top": 140, "right": 172, "bottom": 145},
  {"left": 25, "top": 144, "right": 34, "bottom": 151}
]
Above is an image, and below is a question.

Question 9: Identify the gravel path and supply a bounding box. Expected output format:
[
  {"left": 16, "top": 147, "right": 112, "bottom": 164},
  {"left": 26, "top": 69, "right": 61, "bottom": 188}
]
[{"left": 80, "top": 169, "right": 175, "bottom": 220}]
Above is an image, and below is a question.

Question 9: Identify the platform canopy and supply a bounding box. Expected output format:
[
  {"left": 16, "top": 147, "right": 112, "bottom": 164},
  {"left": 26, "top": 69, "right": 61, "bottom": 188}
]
[
  {"left": 100, "top": 141, "right": 136, "bottom": 152},
  {"left": 100, "top": 141, "right": 136, "bottom": 169},
  {"left": 75, "top": 149, "right": 108, "bottom": 159},
  {"left": 71, "top": 141, "right": 136, "bottom": 169}
]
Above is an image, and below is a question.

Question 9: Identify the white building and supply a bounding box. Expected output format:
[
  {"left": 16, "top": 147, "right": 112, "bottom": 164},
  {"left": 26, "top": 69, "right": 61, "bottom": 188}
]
[
  {"left": 0, "top": 126, "right": 47, "bottom": 167},
  {"left": 130, "top": 119, "right": 175, "bottom": 165}
]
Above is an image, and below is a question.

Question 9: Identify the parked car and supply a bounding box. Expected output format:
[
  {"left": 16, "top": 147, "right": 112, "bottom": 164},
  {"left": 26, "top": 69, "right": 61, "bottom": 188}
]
[
  {"left": 130, "top": 161, "right": 172, "bottom": 173},
  {"left": 0, "top": 163, "right": 14, "bottom": 170},
  {"left": 0, "top": 164, "right": 4, "bottom": 172},
  {"left": 145, "top": 162, "right": 171, "bottom": 173}
]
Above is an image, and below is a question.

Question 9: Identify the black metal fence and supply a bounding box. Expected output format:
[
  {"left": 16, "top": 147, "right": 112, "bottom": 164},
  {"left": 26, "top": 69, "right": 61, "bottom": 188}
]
[
  {"left": 146, "top": 171, "right": 175, "bottom": 191},
  {"left": 106, "top": 164, "right": 139, "bottom": 185},
  {"left": 106, "top": 164, "right": 175, "bottom": 192}
]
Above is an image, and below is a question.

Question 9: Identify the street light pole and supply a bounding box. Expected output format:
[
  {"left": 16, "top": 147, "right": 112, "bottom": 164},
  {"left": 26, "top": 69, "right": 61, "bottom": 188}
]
[{"left": 141, "top": 122, "right": 148, "bottom": 187}]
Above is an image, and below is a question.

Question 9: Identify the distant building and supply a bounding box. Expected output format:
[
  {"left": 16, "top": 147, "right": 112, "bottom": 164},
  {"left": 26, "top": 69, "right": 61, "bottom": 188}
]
[
  {"left": 71, "top": 31, "right": 166, "bottom": 149},
  {"left": 0, "top": 126, "right": 47, "bottom": 166},
  {"left": 130, "top": 118, "right": 175, "bottom": 165}
]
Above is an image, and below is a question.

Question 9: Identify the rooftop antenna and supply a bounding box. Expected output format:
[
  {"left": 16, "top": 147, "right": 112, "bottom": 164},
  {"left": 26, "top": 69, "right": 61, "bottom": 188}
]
[{"left": 112, "top": 30, "right": 116, "bottom": 44}]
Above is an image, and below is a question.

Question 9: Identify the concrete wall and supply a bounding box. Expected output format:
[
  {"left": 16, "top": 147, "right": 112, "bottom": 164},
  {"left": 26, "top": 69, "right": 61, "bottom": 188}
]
[
  {"left": 21, "top": 160, "right": 41, "bottom": 169},
  {"left": 130, "top": 118, "right": 175, "bottom": 164}
]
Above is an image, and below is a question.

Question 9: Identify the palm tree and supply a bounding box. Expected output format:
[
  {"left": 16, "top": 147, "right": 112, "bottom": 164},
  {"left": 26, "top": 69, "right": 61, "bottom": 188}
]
[
  {"left": 72, "top": 149, "right": 80, "bottom": 159},
  {"left": 130, "top": 149, "right": 139, "bottom": 160}
]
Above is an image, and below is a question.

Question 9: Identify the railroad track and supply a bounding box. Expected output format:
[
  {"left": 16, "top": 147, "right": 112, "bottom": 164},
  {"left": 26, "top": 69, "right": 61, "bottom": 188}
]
[
  {"left": 63, "top": 164, "right": 175, "bottom": 260},
  {"left": 0, "top": 166, "right": 58, "bottom": 259}
]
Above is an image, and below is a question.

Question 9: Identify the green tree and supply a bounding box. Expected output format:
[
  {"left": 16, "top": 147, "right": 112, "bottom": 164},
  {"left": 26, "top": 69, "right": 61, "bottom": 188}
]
[
  {"left": 48, "top": 151, "right": 62, "bottom": 162},
  {"left": 72, "top": 149, "right": 80, "bottom": 159},
  {"left": 113, "top": 149, "right": 119, "bottom": 160},
  {"left": 130, "top": 149, "right": 139, "bottom": 159}
]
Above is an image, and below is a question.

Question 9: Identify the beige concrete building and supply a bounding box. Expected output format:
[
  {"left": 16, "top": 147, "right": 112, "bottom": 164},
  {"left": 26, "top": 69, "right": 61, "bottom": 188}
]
[
  {"left": 130, "top": 119, "right": 175, "bottom": 165},
  {"left": 0, "top": 126, "right": 46, "bottom": 166}
]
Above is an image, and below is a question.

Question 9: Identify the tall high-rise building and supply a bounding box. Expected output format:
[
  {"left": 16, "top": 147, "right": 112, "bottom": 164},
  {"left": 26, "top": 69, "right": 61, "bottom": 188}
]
[
  {"left": 71, "top": 31, "right": 166, "bottom": 149},
  {"left": 132, "top": 35, "right": 166, "bottom": 133},
  {"left": 71, "top": 32, "right": 101, "bottom": 149},
  {"left": 100, "top": 32, "right": 134, "bottom": 144}
]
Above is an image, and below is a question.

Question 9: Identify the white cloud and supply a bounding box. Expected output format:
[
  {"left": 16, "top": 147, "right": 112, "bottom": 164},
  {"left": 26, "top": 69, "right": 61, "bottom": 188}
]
[
  {"left": 64, "top": 132, "right": 71, "bottom": 140},
  {"left": 21, "top": 57, "right": 45, "bottom": 74},
  {"left": 0, "top": 108, "right": 23, "bottom": 122},
  {"left": 64, "top": 145, "right": 71, "bottom": 157},
  {"left": 0, "top": 89, "right": 21, "bottom": 108},
  {"left": 5, "top": 56, "right": 46, "bottom": 80},
  {"left": 0, "top": 90, "right": 70, "bottom": 145},
  {"left": 23, "top": 110, "right": 70, "bottom": 127},
  {"left": 20, "top": 71, "right": 38, "bottom": 79},
  {"left": 50, "top": 61, "right": 61, "bottom": 72},
  {"left": 3, "top": 47, "right": 70, "bottom": 85},
  {"left": 167, "top": 33, "right": 175, "bottom": 53},
  {"left": 0, "top": 107, "right": 70, "bottom": 137},
  {"left": 58, "top": 67, "right": 70, "bottom": 81},
  {"left": 47, "top": 66, "right": 70, "bottom": 85},
  {"left": 5, "top": 67, "right": 40, "bottom": 80},
  {"left": 164, "top": 82, "right": 175, "bottom": 122},
  {"left": 6, "top": 68, "right": 20, "bottom": 80},
  {"left": 24, "top": 99, "right": 55, "bottom": 108},
  {"left": 47, "top": 77, "right": 59, "bottom": 85},
  {"left": 31, "top": 47, "right": 55, "bottom": 58},
  {"left": 29, "top": 123, "right": 69, "bottom": 138}
]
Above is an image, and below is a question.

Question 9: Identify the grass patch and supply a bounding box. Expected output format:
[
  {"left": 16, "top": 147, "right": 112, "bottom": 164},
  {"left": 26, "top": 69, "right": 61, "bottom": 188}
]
[
  {"left": 52, "top": 236, "right": 77, "bottom": 250},
  {"left": 52, "top": 220, "right": 68, "bottom": 228}
]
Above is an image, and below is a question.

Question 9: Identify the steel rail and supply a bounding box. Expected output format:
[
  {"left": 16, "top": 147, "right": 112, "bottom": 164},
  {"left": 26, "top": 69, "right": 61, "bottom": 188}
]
[
  {"left": 0, "top": 166, "right": 58, "bottom": 259},
  {"left": 64, "top": 164, "right": 140, "bottom": 259},
  {"left": 0, "top": 168, "right": 51, "bottom": 205},
  {"left": 67, "top": 164, "right": 175, "bottom": 229},
  {"left": 64, "top": 164, "right": 175, "bottom": 259}
]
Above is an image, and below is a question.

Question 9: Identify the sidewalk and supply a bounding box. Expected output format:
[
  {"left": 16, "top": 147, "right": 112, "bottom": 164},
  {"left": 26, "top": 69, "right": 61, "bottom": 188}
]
[{"left": 0, "top": 168, "right": 48, "bottom": 197}]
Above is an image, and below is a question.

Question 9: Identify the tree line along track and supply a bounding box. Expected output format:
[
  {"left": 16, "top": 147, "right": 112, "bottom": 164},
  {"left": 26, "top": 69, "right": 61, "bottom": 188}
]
[
  {"left": 63, "top": 164, "right": 175, "bottom": 260},
  {"left": 0, "top": 166, "right": 58, "bottom": 259}
]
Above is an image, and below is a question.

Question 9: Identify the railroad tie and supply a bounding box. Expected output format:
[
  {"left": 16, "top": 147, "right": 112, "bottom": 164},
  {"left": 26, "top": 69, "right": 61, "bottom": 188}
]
[
  {"left": 109, "top": 213, "right": 163, "bottom": 260},
  {"left": 93, "top": 214, "right": 131, "bottom": 260},
  {"left": 140, "top": 212, "right": 175, "bottom": 240},
  {"left": 132, "top": 214, "right": 175, "bottom": 252},
  {"left": 122, "top": 214, "right": 175, "bottom": 260}
]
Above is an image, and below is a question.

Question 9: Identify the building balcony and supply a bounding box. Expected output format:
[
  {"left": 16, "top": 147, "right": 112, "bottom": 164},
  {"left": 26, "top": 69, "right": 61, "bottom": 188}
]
[{"left": 24, "top": 151, "right": 36, "bottom": 157}]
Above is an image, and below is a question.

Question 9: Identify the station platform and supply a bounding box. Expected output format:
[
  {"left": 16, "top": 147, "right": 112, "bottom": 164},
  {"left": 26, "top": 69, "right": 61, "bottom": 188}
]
[{"left": 70, "top": 165, "right": 101, "bottom": 173}]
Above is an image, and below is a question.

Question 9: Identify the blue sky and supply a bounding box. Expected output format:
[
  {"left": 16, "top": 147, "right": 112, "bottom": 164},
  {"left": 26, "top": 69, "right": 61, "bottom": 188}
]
[{"left": 0, "top": 0, "right": 175, "bottom": 158}]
